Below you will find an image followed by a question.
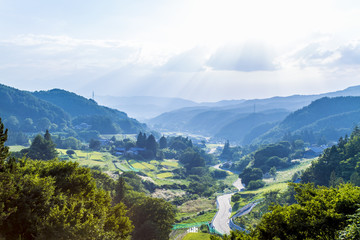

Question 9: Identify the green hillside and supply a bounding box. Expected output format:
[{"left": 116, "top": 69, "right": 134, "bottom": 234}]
[
  {"left": 33, "top": 89, "right": 146, "bottom": 134},
  {"left": 256, "top": 96, "right": 360, "bottom": 144},
  {"left": 0, "top": 84, "right": 70, "bottom": 130},
  {"left": 0, "top": 84, "right": 146, "bottom": 138}
]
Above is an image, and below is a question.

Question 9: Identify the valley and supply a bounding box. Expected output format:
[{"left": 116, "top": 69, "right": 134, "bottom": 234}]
[{"left": 2, "top": 83, "right": 360, "bottom": 240}]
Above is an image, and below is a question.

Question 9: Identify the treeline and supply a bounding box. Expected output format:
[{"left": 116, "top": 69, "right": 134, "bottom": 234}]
[
  {"left": 0, "top": 119, "right": 175, "bottom": 240},
  {"left": 301, "top": 127, "right": 360, "bottom": 186},
  {"left": 221, "top": 139, "right": 304, "bottom": 190},
  {"left": 215, "top": 127, "right": 360, "bottom": 239}
]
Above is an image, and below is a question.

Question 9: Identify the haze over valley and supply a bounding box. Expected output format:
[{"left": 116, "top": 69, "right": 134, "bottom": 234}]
[{"left": 2, "top": 1, "right": 360, "bottom": 240}]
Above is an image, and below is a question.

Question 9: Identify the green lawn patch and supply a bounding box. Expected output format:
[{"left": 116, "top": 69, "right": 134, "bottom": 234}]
[
  {"left": 142, "top": 162, "right": 157, "bottom": 170},
  {"left": 161, "top": 159, "right": 180, "bottom": 167},
  {"left": 183, "top": 233, "right": 211, "bottom": 240},
  {"left": 114, "top": 162, "right": 131, "bottom": 172},
  {"left": 157, "top": 172, "right": 174, "bottom": 178}
]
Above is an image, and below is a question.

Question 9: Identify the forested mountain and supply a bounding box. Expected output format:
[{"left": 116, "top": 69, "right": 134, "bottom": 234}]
[
  {"left": 256, "top": 96, "right": 360, "bottom": 144},
  {"left": 0, "top": 84, "right": 146, "bottom": 137},
  {"left": 148, "top": 107, "right": 289, "bottom": 144},
  {"left": 33, "top": 89, "right": 146, "bottom": 134},
  {"left": 147, "top": 85, "right": 360, "bottom": 144},
  {"left": 0, "top": 84, "right": 70, "bottom": 130}
]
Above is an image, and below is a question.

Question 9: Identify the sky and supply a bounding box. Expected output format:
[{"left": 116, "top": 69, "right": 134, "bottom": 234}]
[{"left": 1, "top": 0, "right": 360, "bottom": 102}]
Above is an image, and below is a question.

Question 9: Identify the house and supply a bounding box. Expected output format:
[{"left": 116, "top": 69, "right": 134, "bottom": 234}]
[
  {"left": 303, "top": 145, "right": 328, "bottom": 158},
  {"left": 127, "top": 147, "right": 145, "bottom": 155},
  {"left": 115, "top": 147, "right": 126, "bottom": 156}
]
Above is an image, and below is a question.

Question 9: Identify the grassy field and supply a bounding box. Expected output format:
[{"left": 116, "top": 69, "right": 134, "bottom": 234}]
[
  {"left": 57, "top": 149, "right": 119, "bottom": 171},
  {"left": 8, "top": 145, "right": 27, "bottom": 152},
  {"left": 263, "top": 158, "right": 316, "bottom": 184},
  {"left": 157, "top": 172, "right": 174, "bottom": 178},
  {"left": 182, "top": 233, "right": 211, "bottom": 240},
  {"left": 231, "top": 158, "right": 317, "bottom": 214},
  {"left": 177, "top": 198, "right": 216, "bottom": 222}
]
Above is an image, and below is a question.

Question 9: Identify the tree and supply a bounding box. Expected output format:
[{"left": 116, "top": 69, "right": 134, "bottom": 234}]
[
  {"left": 254, "top": 183, "right": 360, "bottom": 240},
  {"left": 220, "top": 140, "right": 232, "bottom": 159},
  {"left": 159, "top": 136, "right": 167, "bottom": 149},
  {"left": 1, "top": 159, "right": 134, "bottom": 240},
  {"left": 0, "top": 118, "right": 9, "bottom": 170},
  {"left": 239, "top": 167, "right": 263, "bottom": 186},
  {"left": 130, "top": 197, "right": 175, "bottom": 240},
  {"left": 89, "top": 138, "right": 101, "bottom": 150},
  {"left": 21, "top": 131, "right": 58, "bottom": 160},
  {"left": 179, "top": 148, "right": 205, "bottom": 171},
  {"left": 146, "top": 134, "right": 157, "bottom": 157},
  {"left": 269, "top": 166, "right": 277, "bottom": 179},
  {"left": 136, "top": 132, "right": 146, "bottom": 148}
]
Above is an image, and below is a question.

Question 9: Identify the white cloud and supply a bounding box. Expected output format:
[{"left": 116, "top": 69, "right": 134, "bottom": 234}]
[
  {"left": 160, "top": 47, "right": 208, "bottom": 72},
  {"left": 207, "top": 42, "right": 277, "bottom": 72},
  {"left": 284, "top": 39, "right": 360, "bottom": 69},
  {"left": 0, "top": 34, "right": 142, "bottom": 70}
]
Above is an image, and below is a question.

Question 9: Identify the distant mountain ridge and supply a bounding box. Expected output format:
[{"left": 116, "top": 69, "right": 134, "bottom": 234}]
[
  {"left": 96, "top": 96, "right": 199, "bottom": 120},
  {"left": 255, "top": 96, "right": 360, "bottom": 144},
  {"left": 147, "top": 85, "right": 360, "bottom": 144}
]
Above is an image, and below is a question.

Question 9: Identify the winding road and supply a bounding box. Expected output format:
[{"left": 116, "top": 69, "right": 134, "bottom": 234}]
[{"left": 211, "top": 170, "right": 244, "bottom": 235}]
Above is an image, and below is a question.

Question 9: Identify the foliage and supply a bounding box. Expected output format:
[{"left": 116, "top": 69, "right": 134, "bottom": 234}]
[
  {"left": 21, "top": 130, "right": 58, "bottom": 160},
  {"left": 0, "top": 84, "right": 70, "bottom": 132},
  {"left": 247, "top": 180, "right": 265, "bottom": 190},
  {"left": 239, "top": 167, "right": 263, "bottom": 186},
  {"left": 253, "top": 141, "right": 291, "bottom": 171},
  {"left": 0, "top": 159, "right": 133, "bottom": 240},
  {"left": 302, "top": 127, "right": 360, "bottom": 186},
  {"left": 338, "top": 208, "right": 360, "bottom": 240},
  {"left": 179, "top": 148, "right": 205, "bottom": 172},
  {"left": 159, "top": 136, "right": 167, "bottom": 149},
  {"left": 130, "top": 197, "right": 176, "bottom": 240},
  {"left": 254, "top": 183, "right": 360, "bottom": 239}
]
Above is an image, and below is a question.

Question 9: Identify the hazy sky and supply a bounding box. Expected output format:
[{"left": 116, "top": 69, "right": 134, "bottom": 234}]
[{"left": 1, "top": 0, "right": 360, "bottom": 102}]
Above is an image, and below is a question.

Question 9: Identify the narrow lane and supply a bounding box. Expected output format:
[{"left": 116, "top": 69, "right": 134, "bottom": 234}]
[
  {"left": 211, "top": 164, "right": 244, "bottom": 235},
  {"left": 212, "top": 193, "right": 233, "bottom": 235}
]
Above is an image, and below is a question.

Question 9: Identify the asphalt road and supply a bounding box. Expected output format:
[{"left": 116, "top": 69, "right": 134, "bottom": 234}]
[
  {"left": 212, "top": 193, "right": 233, "bottom": 235},
  {"left": 211, "top": 168, "right": 244, "bottom": 235}
]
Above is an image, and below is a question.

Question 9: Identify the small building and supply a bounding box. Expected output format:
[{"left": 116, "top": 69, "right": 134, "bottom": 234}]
[
  {"left": 115, "top": 147, "right": 126, "bottom": 156},
  {"left": 127, "top": 147, "right": 145, "bottom": 155}
]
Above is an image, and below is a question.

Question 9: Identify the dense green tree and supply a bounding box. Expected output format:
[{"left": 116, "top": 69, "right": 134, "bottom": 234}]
[
  {"left": 0, "top": 159, "right": 134, "bottom": 240},
  {"left": 239, "top": 167, "right": 263, "bottom": 186},
  {"left": 253, "top": 141, "right": 291, "bottom": 171},
  {"left": 89, "top": 138, "right": 101, "bottom": 150},
  {"left": 179, "top": 148, "right": 205, "bottom": 171},
  {"left": 220, "top": 140, "right": 232, "bottom": 159},
  {"left": 302, "top": 127, "right": 360, "bottom": 186},
  {"left": 159, "top": 136, "right": 167, "bottom": 149},
  {"left": 338, "top": 208, "right": 360, "bottom": 240},
  {"left": 21, "top": 130, "right": 58, "bottom": 160},
  {"left": 130, "top": 197, "right": 175, "bottom": 240},
  {"left": 146, "top": 134, "right": 157, "bottom": 157},
  {"left": 254, "top": 183, "right": 360, "bottom": 239},
  {"left": 247, "top": 179, "right": 265, "bottom": 190},
  {"left": 136, "top": 132, "right": 147, "bottom": 148},
  {"left": 0, "top": 118, "right": 9, "bottom": 170}
]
